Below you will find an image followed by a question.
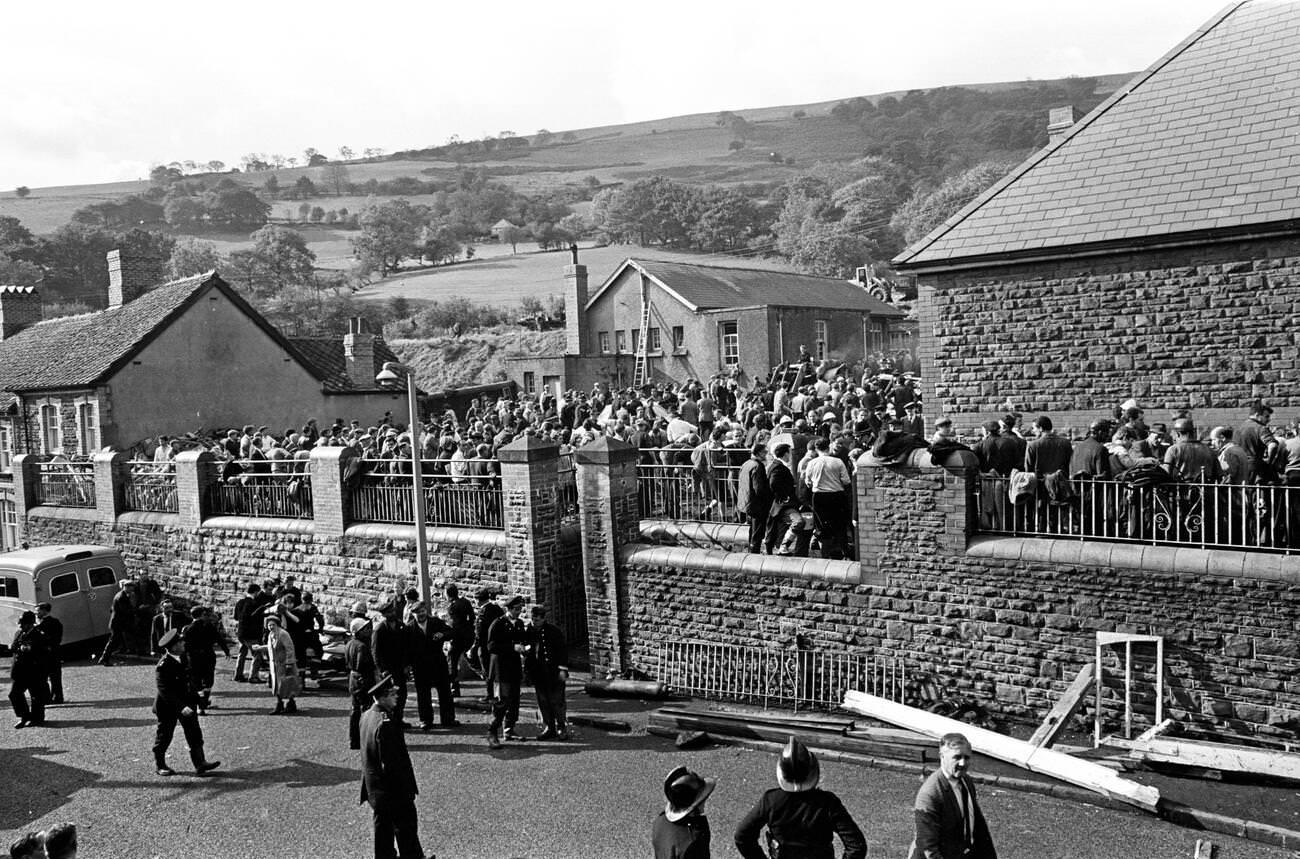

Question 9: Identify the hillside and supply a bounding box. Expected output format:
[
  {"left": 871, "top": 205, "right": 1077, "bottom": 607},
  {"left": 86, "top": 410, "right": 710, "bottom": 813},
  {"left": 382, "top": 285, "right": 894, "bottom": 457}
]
[{"left": 389, "top": 329, "right": 563, "bottom": 390}]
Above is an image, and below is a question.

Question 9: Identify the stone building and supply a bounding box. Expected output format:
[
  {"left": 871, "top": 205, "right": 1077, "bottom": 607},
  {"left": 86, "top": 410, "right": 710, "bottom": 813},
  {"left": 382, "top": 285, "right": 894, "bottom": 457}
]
[
  {"left": 0, "top": 250, "right": 406, "bottom": 462},
  {"left": 893, "top": 0, "right": 1300, "bottom": 433},
  {"left": 509, "top": 256, "right": 904, "bottom": 393}
]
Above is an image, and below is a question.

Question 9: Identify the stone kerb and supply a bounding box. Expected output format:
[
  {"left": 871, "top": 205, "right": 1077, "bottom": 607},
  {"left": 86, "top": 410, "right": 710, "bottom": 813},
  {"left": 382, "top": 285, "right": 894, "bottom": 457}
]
[
  {"left": 310, "top": 446, "right": 355, "bottom": 537},
  {"left": 497, "top": 435, "right": 561, "bottom": 605},
  {"left": 856, "top": 462, "right": 974, "bottom": 585},
  {"left": 173, "top": 450, "right": 214, "bottom": 530},
  {"left": 92, "top": 450, "right": 130, "bottom": 525},
  {"left": 575, "top": 435, "right": 640, "bottom": 675}
]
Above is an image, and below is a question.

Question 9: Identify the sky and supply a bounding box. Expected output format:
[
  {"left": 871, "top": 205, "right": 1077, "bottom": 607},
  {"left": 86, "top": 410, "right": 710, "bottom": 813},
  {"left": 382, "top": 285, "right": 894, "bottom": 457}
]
[{"left": 0, "top": 0, "right": 1235, "bottom": 190}]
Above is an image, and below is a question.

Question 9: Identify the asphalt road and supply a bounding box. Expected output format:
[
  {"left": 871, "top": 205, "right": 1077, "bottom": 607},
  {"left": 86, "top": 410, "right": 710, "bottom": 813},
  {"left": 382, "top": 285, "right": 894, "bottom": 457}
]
[{"left": 1, "top": 656, "right": 1291, "bottom": 859}]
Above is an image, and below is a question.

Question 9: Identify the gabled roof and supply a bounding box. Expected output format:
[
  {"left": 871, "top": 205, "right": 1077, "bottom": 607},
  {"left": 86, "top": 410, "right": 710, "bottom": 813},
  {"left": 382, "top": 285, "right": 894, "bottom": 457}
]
[
  {"left": 587, "top": 259, "right": 903, "bottom": 317},
  {"left": 895, "top": 1, "right": 1300, "bottom": 270},
  {"left": 0, "top": 272, "right": 327, "bottom": 393},
  {"left": 289, "top": 335, "right": 404, "bottom": 394}
]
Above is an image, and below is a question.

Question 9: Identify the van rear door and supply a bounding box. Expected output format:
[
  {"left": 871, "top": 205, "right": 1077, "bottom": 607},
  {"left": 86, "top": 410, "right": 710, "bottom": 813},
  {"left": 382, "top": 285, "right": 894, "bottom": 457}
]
[
  {"left": 39, "top": 565, "right": 93, "bottom": 646},
  {"left": 84, "top": 563, "right": 122, "bottom": 638}
]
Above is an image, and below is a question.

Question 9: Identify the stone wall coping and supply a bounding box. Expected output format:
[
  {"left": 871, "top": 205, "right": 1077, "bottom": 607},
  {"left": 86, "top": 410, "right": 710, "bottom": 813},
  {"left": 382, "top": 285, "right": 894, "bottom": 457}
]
[
  {"left": 117, "top": 511, "right": 181, "bottom": 528},
  {"left": 345, "top": 522, "right": 508, "bottom": 549},
  {"left": 497, "top": 436, "right": 560, "bottom": 464},
  {"left": 200, "top": 515, "right": 317, "bottom": 536},
  {"left": 967, "top": 536, "right": 1300, "bottom": 584},
  {"left": 640, "top": 519, "right": 746, "bottom": 548},
  {"left": 621, "top": 542, "right": 860, "bottom": 582},
  {"left": 93, "top": 450, "right": 129, "bottom": 465},
  {"left": 29, "top": 505, "right": 100, "bottom": 522},
  {"left": 574, "top": 435, "right": 638, "bottom": 466},
  {"left": 173, "top": 449, "right": 214, "bottom": 464},
  {"left": 309, "top": 446, "right": 353, "bottom": 463}
]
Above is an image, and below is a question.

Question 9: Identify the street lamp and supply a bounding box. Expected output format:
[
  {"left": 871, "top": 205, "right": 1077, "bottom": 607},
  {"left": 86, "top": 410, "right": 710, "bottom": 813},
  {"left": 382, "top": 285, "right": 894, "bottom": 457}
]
[{"left": 375, "top": 361, "right": 430, "bottom": 607}]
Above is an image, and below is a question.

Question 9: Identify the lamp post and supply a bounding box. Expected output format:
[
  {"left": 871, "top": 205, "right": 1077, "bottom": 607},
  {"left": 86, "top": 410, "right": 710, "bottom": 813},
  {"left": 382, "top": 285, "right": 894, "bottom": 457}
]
[{"left": 375, "top": 361, "right": 430, "bottom": 607}]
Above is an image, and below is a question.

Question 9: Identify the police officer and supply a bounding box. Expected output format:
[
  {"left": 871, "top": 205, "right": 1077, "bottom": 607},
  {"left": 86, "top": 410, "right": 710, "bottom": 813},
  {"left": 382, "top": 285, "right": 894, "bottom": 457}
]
[
  {"left": 734, "top": 737, "right": 865, "bottom": 859},
  {"left": 152, "top": 629, "right": 220, "bottom": 776},
  {"left": 359, "top": 674, "right": 427, "bottom": 859},
  {"left": 486, "top": 595, "right": 528, "bottom": 748},
  {"left": 9, "top": 611, "right": 49, "bottom": 729}
]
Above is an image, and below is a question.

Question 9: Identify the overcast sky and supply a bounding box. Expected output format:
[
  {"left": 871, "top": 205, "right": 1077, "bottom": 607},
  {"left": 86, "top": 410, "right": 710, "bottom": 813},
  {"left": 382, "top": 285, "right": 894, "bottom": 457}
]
[{"left": 0, "top": 0, "right": 1231, "bottom": 190}]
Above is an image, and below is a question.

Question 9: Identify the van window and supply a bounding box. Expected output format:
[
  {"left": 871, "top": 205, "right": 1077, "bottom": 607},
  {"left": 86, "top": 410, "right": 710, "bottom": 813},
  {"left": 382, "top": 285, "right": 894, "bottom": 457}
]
[
  {"left": 88, "top": 567, "right": 116, "bottom": 588},
  {"left": 1, "top": 576, "right": 17, "bottom": 598},
  {"left": 49, "top": 572, "right": 79, "bottom": 597}
]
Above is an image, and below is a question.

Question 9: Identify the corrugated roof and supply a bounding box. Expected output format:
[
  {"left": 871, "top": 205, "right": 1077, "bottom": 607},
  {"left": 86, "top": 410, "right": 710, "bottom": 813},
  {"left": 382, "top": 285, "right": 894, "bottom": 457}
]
[
  {"left": 288, "top": 336, "right": 403, "bottom": 393},
  {"left": 895, "top": 1, "right": 1299, "bottom": 269},
  {"left": 590, "top": 259, "right": 903, "bottom": 316}
]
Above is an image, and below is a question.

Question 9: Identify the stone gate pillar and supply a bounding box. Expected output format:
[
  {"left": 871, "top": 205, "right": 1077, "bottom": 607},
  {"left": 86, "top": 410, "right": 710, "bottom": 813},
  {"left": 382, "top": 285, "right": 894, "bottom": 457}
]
[{"left": 498, "top": 435, "right": 561, "bottom": 604}]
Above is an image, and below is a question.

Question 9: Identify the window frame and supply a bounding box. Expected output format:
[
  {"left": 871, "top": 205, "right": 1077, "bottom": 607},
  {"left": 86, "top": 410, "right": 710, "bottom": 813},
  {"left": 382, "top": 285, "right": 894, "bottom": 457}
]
[
  {"left": 0, "top": 497, "right": 15, "bottom": 553},
  {"left": 88, "top": 567, "right": 117, "bottom": 588},
  {"left": 0, "top": 422, "right": 11, "bottom": 474},
  {"left": 48, "top": 571, "right": 79, "bottom": 598},
  {"left": 523, "top": 372, "right": 536, "bottom": 395},
  {"left": 671, "top": 326, "right": 685, "bottom": 350},
  {"left": 814, "top": 319, "right": 828, "bottom": 362},
  {"left": 721, "top": 321, "right": 739, "bottom": 367},
  {"left": 615, "top": 330, "right": 627, "bottom": 354},
  {"left": 39, "top": 401, "right": 62, "bottom": 455},
  {"left": 75, "top": 397, "right": 99, "bottom": 456},
  {"left": 648, "top": 327, "right": 662, "bottom": 352},
  {"left": 598, "top": 331, "right": 611, "bottom": 354}
]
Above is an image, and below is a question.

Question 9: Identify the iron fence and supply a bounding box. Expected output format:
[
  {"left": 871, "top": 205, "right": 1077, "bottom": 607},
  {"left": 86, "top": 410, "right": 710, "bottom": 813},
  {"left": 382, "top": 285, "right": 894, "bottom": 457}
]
[
  {"left": 977, "top": 473, "right": 1300, "bottom": 554},
  {"left": 638, "top": 448, "right": 743, "bottom": 523},
  {"left": 123, "top": 461, "right": 179, "bottom": 513},
  {"left": 557, "top": 452, "right": 578, "bottom": 520},
  {"left": 36, "top": 461, "right": 96, "bottom": 508},
  {"left": 657, "top": 640, "right": 908, "bottom": 711},
  {"left": 207, "top": 465, "right": 313, "bottom": 519},
  {"left": 351, "top": 466, "right": 504, "bottom": 530}
]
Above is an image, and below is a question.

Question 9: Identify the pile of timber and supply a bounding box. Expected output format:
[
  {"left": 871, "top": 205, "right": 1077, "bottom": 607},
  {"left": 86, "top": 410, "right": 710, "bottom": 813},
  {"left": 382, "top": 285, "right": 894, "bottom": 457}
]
[
  {"left": 646, "top": 706, "right": 937, "bottom": 763},
  {"left": 1125, "top": 719, "right": 1300, "bottom": 784}
]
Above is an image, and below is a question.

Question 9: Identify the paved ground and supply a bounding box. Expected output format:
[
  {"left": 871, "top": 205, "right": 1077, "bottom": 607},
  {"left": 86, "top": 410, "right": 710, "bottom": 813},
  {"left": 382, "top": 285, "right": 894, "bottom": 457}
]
[{"left": 1, "top": 657, "right": 1292, "bottom": 859}]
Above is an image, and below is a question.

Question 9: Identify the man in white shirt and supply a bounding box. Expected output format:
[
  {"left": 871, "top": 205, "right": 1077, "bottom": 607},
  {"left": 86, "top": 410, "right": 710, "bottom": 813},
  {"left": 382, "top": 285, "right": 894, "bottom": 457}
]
[{"left": 803, "top": 437, "right": 852, "bottom": 560}]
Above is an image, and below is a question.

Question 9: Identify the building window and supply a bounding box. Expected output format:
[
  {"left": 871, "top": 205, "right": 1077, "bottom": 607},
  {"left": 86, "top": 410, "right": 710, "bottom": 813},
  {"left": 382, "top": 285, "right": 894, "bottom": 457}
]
[
  {"left": 39, "top": 403, "right": 61, "bottom": 455},
  {"left": 814, "top": 320, "right": 828, "bottom": 361},
  {"left": 648, "top": 327, "right": 661, "bottom": 352},
  {"left": 0, "top": 423, "right": 11, "bottom": 473},
  {"left": 631, "top": 329, "right": 641, "bottom": 354},
  {"left": 76, "top": 399, "right": 99, "bottom": 455},
  {"left": 672, "top": 326, "right": 684, "bottom": 349},
  {"left": 523, "top": 372, "right": 536, "bottom": 395},
  {"left": 721, "top": 322, "right": 739, "bottom": 367},
  {"left": 615, "top": 330, "right": 627, "bottom": 353},
  {"left": 598, "top": 331, "right": 611, "bottom": 354},
  {"left": 0, "top": 494, "right": 15, "bottom": 552},
  {"left": 868, "top": 320, "right": 887, "bottom": 353}
]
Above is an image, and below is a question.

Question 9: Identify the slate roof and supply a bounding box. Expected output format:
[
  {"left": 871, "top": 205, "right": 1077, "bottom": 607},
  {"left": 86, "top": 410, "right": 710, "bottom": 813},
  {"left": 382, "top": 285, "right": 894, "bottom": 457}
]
[
  {"left": 0, "top": 272, "right": 327, "bottom": 394},
  {"left": 895, "top": 0, "right": 1300, "bottom": 269},
  {"left": 288, "top": 336, "right": 403, "bottom": 393},
  {"left": 589, "top": 259, "right": 903, "bottom": 317}
]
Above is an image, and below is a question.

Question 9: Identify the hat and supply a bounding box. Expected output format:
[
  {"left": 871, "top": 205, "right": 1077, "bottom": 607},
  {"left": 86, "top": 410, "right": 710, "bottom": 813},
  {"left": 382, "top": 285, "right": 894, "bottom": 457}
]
[
  {"left": 18, "top": 610, "right": 36, "bottom": 627},
  {"left": 368, "top": 674, "right": 398, "bottom": 697},
  {"left": 502, "top": 594, "right": 525, "bottom": 608},
  {"left": 530, "top": 603, "right": 548, "bottom": 615},
  {"left": 350, "top": 599, "right": 368, "bottom": 616},
  {"left": 157, "top": 629, "right": 180, "bottom": 650},
  {"left": 778, "top": 414, "right": 794, "bottom": 425},
  {"left": 776, "top": 736, "right": 820, "bottom": 792},
  {"left": 349, "top": 617, "right": 372, "bottom": 635},
  {"left": 475, "top": 587, "right": 495, "bottom": 602},
  {"left": 663, "top": 766, "right": 717, "bottom": 822}
]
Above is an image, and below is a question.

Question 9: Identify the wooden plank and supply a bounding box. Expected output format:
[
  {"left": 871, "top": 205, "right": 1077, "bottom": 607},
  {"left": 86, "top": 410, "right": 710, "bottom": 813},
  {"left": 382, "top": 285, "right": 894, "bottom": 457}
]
[
  {"left": 1028, "top": 664, "right": 1095, "bottom": 749},
  {"left": 843, "top": 690, "right": 1160, "bottom": 813},
  {"left": 1130, "top": 736, "right": 1300, "bottom": 782},
  {"left": 1193, "top": 838, "right": 1216, "bottom": 859},
  {"left": 1133, "top": 718, "right": 1173, "bottom": 744},
  {"left": 656, "top": 706, "right": 854, "bottom": 733},
  {"left": 647, "top": 710, "right": 929, "bottom": 762}
]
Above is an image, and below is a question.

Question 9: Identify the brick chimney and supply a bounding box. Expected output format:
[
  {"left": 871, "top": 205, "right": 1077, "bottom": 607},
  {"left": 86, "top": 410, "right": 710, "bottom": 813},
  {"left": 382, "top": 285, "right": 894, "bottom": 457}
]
[
  {"left": 343, "top": 317, "right": 377, "bottom": 387},
  {"left": 1047, "top": 106, "right": 1079, "bottom": 146},
  {"left": 0, "top": 285, "right": 41, "bottom": 340},
  {"left": 564, "top": 248, "right": 590, "bottom": 356},
  {"left": 107, "top": 249, "right": 164, "bottom": 309}
]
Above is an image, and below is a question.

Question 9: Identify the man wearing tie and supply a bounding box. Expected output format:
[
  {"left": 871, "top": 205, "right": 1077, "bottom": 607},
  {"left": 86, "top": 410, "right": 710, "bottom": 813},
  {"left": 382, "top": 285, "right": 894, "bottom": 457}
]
[
  {"left": 908, "top": 733, "right": 997, "bottom": 859},
  {"left": 150, "top": 599, "right": 180, "bottom": 656}
]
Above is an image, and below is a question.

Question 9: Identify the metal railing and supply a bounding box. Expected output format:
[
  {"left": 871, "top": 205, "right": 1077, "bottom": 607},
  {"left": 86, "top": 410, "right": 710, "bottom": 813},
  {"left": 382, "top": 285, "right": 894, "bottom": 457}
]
[
  {"left": 557, "top": 452, "right": 578, "bottom": 519},
  {"left": 123, "top": 460, "right": 179, "bottom": 513},
  {"left": 351, "top": 461, "right": 504, "bottom": 529},
  {"left": 657, "top": 640, "right": 909, "bottom": 711},
  {"left": 36, "top": 461, "right": 96, "bottom": 508},
  {"left": 976, "top": 473, "right": 1300, "bottom": 554},
  {"left": 638, "top": 447, "right": 743, "bottom": 523},
  {"left": 207, "top": 464, "right": 313, "bottom": 519}
]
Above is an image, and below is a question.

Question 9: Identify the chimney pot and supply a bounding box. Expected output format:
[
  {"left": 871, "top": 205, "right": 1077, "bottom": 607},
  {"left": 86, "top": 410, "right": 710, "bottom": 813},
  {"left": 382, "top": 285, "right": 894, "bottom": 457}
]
[
  {"left": 343, "top": 320, "right": 378, "bottom": 387},
  {"left": 564, "top": 261, "right": 590, "bottom": 355},
  {"left": 0, "top": 284, "right": 41, "bottom": 341}
]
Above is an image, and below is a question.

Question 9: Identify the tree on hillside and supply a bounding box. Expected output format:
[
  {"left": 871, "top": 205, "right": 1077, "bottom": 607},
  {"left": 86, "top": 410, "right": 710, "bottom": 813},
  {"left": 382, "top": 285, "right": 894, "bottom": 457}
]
[
  {"left": 263, "top": 175, "right": 280, "bottom": 199},
  {"left": 14, "top": 186, "right": 30, "bottom": 199},
  {"left": 420, "top": 222, "right": 461, "bottom": 265},
  {"left": 338, "top": 145, "right": 354, "bottom": 161},
  {"left": 206, "top": 160, "right": 226, "bottom": 173},
  {"left": 0, "top": 216, "right": 36, "bottom": 255},
  {"left": 890, "top": 159, "right": 1016, "bottom": 244},
  {"left": 226, "top": 225, "right": 316, "bottom": 297},
  {"left": 323, "top": 163, "right": 350, "bottom": 196},
  {"left": 163, "top": 189, "right": 206, "bottom": 229},
  {"left": 0, "top": 251, "right": 42, "bottom": 286},
  {"left": 533, "top": 129, "right": 553, "bottom": 146},
  {"left": 499, "top": 224, "right": 526, "bottom": 253},
  {"left": 167, "top": 238, "right": 221, "bottom": 279},
  {"left": 204, "top": 183, "right": 270, "bottom": 229},
  {"left": 353, "top": 199, "right": 425, "bottom": 276}
]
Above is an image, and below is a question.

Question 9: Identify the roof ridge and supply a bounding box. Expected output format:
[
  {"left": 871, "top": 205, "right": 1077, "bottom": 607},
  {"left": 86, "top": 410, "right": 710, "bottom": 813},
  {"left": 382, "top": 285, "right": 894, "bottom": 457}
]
[
  {"left": 636, "top": 257, "right": 840, "bottom": 280},
  {"left": 893, "top": 0, "right": 1251, "bottom": 267}
]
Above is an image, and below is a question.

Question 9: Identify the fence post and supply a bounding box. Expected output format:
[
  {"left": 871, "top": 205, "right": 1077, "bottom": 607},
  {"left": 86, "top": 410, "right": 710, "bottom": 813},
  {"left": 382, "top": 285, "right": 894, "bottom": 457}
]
[
  {"left": 497, "top": 435, "right": 561, "bottom": 605},
  {"left": 10, "top": 453, "right": 42, "bottom": 543},
  {"left": 575, "top": 435, "right": 640, "bottom": 676},
  {"left": 310, "top": 446, "right": 354, "bottom": 537},
  {"left": 93, "top": 450, "right": 130, "bottom": 525},
  {"left": 174, "top": 450, "right": 214, "bottom": 530}
]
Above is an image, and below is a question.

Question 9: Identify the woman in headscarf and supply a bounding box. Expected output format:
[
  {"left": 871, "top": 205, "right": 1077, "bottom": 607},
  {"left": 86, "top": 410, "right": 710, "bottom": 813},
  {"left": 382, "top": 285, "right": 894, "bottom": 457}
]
[{"left": 256, "top": 614, "right": 301, "bottom": 715}]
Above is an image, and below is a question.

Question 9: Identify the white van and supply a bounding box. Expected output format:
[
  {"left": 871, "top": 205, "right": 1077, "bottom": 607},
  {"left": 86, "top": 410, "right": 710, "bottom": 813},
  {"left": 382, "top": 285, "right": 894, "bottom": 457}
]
[{"left": 0, "top": 545, "right": 127, "bottom": 650}]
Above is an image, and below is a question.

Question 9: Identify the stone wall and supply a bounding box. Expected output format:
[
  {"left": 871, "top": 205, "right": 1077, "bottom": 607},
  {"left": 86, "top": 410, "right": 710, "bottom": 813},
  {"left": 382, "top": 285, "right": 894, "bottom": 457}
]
[{"left": 917, "top": 236, "right": 1300, "bottom": 436}]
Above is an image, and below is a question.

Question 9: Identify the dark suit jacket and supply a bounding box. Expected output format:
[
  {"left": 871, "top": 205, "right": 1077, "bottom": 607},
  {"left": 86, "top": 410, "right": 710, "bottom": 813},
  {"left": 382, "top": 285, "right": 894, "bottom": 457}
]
[
  {"left": 487, "top": 614, "right": 527, "bottom": 684},
  {"left": 767, "top": 460, "right": 798, "bottom": 515},
  {"left": 153, "top": 653, "right": 198, "bottom": 718},
  {"left": 151, "top": 612, "right": 182, "bottom": 654},
  {"left": 525, "top": 621, "right": 568, "bottom": 683},
  {"left": 908, "top": 770, "right": 996, "bottom": 859},
  {"left": 737, "top": 456, "right": 773, "bottom": 517},
  {"left": 652, "top": 811, "right": 711, "bottom": 859},
  {"left": 371, "top": 618, "right": 408, "bottom": 678},
  {"left": 359, "top": 704, "right": 418, "bottom": 806},
  {"left": 405, "top": 617, "right": 451, "bottom": 679}
]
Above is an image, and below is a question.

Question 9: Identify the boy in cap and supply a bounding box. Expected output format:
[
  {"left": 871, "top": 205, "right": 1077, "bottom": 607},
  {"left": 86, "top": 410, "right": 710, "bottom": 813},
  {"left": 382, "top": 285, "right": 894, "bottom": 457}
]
[
  {"left": 152, "top": 629, "right": 220, "bottom": 776},
  {"left": 652, "top": 766, "right": 716, "bottom": 859},
  {"left": 360, "top": 674, "right": 427, "bottom": 859},
  {"left": 734, "top": 737, "right": 865, "bottom": 859}
]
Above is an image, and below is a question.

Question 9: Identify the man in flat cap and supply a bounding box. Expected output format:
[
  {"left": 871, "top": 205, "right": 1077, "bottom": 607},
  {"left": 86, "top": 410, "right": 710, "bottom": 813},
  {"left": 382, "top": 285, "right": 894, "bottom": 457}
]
[
  {"left": 152, "top": 629, "right": 220, "bottom": 777},
  {"left": 359, "top": 674, "right": 428, "bottom": 859},
  {"left": 485, "top": 594, "right": 528, "bottom": 748}
]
